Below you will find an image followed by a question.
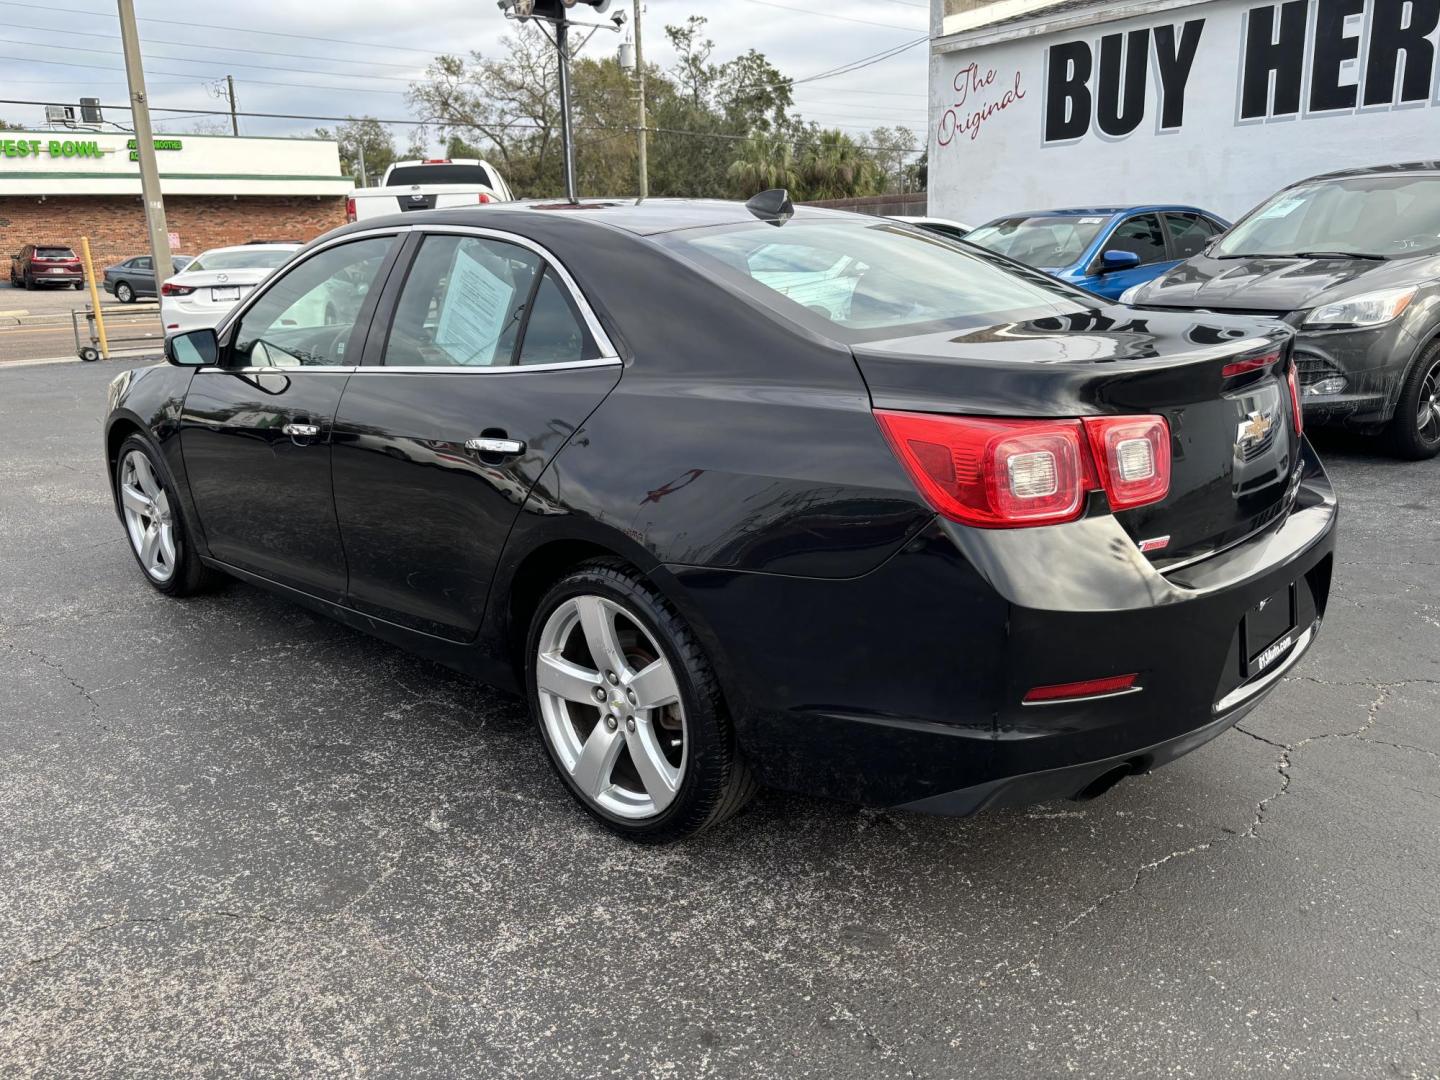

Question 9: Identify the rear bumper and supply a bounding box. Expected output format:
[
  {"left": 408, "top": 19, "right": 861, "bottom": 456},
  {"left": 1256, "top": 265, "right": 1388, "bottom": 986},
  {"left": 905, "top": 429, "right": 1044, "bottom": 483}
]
[{"left": 667, "top": 445, "right": 1336, "bottom": 812}]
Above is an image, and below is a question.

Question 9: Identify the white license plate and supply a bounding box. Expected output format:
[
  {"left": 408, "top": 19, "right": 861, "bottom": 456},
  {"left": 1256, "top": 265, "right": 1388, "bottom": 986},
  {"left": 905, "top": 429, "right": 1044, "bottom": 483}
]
[
  {"left": 49, "top": 268, "right": 68, "bottom": 274},
  {"left": 211, "top": 286, "right": 240, "bottom": 302}
]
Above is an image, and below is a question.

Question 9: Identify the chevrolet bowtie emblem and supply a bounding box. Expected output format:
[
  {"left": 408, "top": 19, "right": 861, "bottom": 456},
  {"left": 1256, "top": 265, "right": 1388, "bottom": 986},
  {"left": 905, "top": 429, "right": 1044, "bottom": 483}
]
[{"left": 1237, "top": 410, "right": 1273, "bottom": 446}]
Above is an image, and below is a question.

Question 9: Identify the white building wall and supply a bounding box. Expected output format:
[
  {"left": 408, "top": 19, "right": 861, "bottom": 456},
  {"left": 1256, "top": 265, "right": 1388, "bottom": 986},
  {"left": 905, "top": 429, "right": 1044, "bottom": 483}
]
[{"left": 928, "top": 0, "right": 1440, "bottom": 225}]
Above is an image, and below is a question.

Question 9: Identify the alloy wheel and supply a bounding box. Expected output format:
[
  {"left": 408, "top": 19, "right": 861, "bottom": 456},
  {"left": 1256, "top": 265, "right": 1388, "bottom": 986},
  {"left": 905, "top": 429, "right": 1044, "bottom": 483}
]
[
  {"left": 1419, "top": 356, "right": 1440, "bottom": 444},
  {"left": 119, "top": 450, "right": 177, "bottom": 583},
  {"left": 116, "top": 282, "right": 134, "bottom": 303},
  {"left": 535, "top": 594, "right": 686, "bottom": 820}
]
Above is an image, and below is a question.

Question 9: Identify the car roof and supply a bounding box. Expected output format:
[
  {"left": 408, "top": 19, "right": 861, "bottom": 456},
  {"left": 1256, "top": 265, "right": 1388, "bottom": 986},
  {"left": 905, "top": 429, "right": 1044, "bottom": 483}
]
[
  {"left": 194, "top": 243, "right": 300, "bottom": 256},
  {"left": 1292, "top": 160, "right": 1440, "bottom": 186},
  {"left": 980, "top": 205, "right": 1214, "bottom": 221},
  {"left": 342, "top": 198, "right": 872, "bottom": 238}
]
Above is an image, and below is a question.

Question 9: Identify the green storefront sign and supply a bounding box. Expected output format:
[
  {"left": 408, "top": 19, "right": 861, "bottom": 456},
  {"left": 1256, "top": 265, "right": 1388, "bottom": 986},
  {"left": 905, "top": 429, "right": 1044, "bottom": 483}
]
[{"left": 0, "top": 137, "right": 184, "bottom": 161}]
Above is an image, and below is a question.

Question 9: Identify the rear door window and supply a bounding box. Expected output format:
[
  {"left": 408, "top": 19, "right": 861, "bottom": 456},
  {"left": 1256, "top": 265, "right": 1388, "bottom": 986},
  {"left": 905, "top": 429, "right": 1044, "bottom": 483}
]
[
  {"left": 1104, "top": 215, "right": 1168, "bottom": 264},
  {"left": 1164, "top": 213, "right": 1222, "bottom": 259}
]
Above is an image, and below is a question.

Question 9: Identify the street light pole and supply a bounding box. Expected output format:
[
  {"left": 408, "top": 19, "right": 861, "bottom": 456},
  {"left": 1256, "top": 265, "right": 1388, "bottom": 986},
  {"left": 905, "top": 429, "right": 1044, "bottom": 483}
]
[
  {"left": 633, "top": 0, "right": 647, "bottom": 200},
  {"left": 556, "top": 17, "right": 578, "bottom": 204},
  {"left": 116, "top": 0, "right": 174, "bottom": 291}
]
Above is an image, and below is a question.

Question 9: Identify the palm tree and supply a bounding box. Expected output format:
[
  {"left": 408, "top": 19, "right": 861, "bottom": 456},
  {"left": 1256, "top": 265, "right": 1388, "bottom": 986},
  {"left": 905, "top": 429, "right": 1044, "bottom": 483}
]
[
  {"left": 798, "top": 130, "right": 879, "bottom": 201},
  {"left": 727, "top": 131, "right": 798, "bottom": 198}
]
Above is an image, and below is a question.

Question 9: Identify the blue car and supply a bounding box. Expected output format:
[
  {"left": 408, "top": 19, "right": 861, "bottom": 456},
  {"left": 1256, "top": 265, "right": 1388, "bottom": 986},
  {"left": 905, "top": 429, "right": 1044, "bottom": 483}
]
[{"left": 964, "top": 206, "right": 1231, "bottom": 300}]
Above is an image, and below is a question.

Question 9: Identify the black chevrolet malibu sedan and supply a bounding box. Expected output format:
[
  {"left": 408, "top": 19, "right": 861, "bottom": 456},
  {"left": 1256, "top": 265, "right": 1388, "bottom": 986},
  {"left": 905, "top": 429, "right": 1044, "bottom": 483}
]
[{"left": 104, "top": 196, "right": 1336, "bottom": 842}]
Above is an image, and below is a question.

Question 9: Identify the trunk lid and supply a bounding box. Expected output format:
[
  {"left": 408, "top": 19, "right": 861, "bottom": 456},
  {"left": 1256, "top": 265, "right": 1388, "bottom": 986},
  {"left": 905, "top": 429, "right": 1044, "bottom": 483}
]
[{"left": 854, "top": 307, "right": 1302, "bottom": 567}]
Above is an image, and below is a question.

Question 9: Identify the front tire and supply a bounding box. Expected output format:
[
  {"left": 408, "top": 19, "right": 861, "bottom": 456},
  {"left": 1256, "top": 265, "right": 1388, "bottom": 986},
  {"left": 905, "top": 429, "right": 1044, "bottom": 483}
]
[
  {"left": 1386, "top": 341, "right": 1440, "bottom": 460},
  {"left": 114, "top": 434, "right": 222, "bottom": 596},
  {"left": 527, "top": 561, "right": 757, "bottom": 843},
  {"left": 115, "top": 281, "right": 135, "bottom": 303}
]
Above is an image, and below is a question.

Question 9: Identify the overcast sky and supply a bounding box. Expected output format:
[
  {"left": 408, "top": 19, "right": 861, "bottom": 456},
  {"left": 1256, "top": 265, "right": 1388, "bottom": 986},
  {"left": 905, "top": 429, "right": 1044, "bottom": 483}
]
[{"left": 0, "top": 0, "right": 931, "bottom": 152}]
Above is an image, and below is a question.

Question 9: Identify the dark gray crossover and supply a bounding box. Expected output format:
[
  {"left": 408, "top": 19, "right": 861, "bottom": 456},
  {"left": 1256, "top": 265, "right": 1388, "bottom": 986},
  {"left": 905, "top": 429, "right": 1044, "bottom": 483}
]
[{"left": 1123, "top": 162, "right": 1440, "bottom": 458}]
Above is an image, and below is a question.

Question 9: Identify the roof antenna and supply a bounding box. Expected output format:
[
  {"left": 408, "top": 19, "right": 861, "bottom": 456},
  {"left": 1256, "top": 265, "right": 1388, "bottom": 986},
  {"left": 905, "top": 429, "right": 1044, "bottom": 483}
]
[{"left": 745, "top": 188, "right": 794, "bottom": 226}]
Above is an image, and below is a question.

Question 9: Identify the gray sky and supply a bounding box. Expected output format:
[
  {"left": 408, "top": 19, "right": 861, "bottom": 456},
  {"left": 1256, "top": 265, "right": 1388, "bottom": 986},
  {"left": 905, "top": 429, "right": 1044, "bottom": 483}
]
[{"left": 0, "top": 0, "right": 930, "bottom": 151}]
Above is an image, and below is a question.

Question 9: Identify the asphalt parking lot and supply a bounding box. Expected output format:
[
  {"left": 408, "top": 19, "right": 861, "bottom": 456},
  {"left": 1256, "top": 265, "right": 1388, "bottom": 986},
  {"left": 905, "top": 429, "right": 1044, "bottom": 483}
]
[
  {"left": 0, "top": 283, "right": 163, "bottom": 366},
  {"left": 1, "top": 357, "right": 1437, "bottom": 1079}
]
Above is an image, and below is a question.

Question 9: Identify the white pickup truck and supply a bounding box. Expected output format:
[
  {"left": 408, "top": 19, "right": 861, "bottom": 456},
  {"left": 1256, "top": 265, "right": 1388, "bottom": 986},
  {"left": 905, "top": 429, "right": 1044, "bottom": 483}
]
[{"left": 346, "top": 159, "right": 514, "bottom": 222}]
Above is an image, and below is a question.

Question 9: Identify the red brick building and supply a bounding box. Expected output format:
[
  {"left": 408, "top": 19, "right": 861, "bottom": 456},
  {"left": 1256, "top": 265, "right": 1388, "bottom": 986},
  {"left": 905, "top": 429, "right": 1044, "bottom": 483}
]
[{"left": 0, "top": 131, "right": 351, "bottom": 269}]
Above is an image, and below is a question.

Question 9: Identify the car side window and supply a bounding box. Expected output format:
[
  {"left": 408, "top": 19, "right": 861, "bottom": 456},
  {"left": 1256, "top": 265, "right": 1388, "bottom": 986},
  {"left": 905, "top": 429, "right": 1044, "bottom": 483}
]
[
  {"left": 1164, "top": 213, "right": 1219, "bottom": 259},
  {"left": 517, "top": 269, "right": 595, "bottom": 366},
  {"left": 231, "top": 237, "right": 391, "bottom": 369},
  {"left": 1106, "top": 214, "right": 1168, "bottom": 265},
  {"left": 134, "top": 257, "right": 153, "bottom": 271},
  {"left": 384, "top": 234, "right": 544, "bottom": 367}
]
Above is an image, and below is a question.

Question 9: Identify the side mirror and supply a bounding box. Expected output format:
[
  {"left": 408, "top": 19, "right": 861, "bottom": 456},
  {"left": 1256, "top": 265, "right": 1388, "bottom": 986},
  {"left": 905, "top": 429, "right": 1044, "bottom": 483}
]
[
  {"left": 1100, "top": 250, "right": 1142, "bottom": 272},
  {"left": 166, "top": 327, "right": 219, "bottom": 367}
]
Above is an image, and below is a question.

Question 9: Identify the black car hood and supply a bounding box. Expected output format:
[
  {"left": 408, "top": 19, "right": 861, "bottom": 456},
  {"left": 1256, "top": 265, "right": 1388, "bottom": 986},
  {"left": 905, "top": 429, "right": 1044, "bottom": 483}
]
[{"left": 1136, "top": 254, "right": 1402, "bottom": 313}]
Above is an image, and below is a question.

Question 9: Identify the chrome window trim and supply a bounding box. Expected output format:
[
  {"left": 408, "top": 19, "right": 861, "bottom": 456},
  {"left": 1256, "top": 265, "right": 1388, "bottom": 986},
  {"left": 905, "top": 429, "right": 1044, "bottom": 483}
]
[
  {"left": 197, "top": 366, "right": 358, "bottom": 375},
  {"left": 398, "top": 224, "right": 621, "bottom": 364},
  {"left": 213, "top": 226, "right": 413, "bottom": 340},
  {"left": 353, "top": 358, "right": 620, "bottom": 376}
]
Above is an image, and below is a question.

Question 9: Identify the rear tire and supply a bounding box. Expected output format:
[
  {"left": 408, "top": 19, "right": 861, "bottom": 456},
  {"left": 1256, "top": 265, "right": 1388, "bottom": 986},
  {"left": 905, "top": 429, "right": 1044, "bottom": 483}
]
[
  {"left": 1385, "top": 341, "right": 1440, "bottom": 460},
  {"left": 527, "top": 560, "right": 758, "bottom": 843},
  {"left": 115, "top": 281, "right": 135, "bottom": 303},
  {"left": 113, "top": 434, "right": 224, "bottom": 597}
]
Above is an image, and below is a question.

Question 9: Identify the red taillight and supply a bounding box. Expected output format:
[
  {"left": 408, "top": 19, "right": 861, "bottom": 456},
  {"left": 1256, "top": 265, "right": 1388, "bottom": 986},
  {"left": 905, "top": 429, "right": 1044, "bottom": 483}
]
[
  {"left": 1221, "top": 349, "right": 1281, "bottom": 379},
  {"left": 477, "top": 192, "right": 494, "bottom": 204},
  {"left": 1287, "top": 361, "right": 1303, "bottom": 436},
  {"left": 160, "top": 281, "right": 194, "bottom": 297},
  {"left": 875, "top": 411, "right": 1171, "bottom": 529},
  {"left": 1023, "top": 673, "right": 1139, "bottom": 704},
  {"left": 423, "top": 158, "right": 451, "bottom": 164},
  {"left": 1083, "top": 415, "right": 1170, "bottom": 511},
  {"left": 345, "top": 196, "right": 357, "bottom": 223}
]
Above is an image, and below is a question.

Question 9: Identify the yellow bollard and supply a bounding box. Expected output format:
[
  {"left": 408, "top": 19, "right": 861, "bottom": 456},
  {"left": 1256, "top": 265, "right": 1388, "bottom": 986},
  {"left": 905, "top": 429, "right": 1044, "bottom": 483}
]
[{"left": 79, "top": 236, "right": 110, "bottom": 361}]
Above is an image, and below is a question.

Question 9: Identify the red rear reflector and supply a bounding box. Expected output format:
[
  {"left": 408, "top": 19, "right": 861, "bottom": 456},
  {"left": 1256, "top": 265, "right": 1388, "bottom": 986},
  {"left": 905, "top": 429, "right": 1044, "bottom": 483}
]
[
  {"left": 160, "top": 282, "right": 194, "bottom": 296},
  {"left": 345, "top": 196, "right": 357, "bottom": 223},
  {"left": 1082, "top": 415, "right": 1170, "bottom": 511},
  {"left": 1024, "top": 673, "right": 1139, "bottom": 704},
  {"left": 1287, "top": 361, "right": 1303, "bottom": 435},
  {"left": 1222, "top": 350, "right": 1280, "bottom": 379},
  {"left": 876, "top": 411, "right": 1170, "bottom": 528}
]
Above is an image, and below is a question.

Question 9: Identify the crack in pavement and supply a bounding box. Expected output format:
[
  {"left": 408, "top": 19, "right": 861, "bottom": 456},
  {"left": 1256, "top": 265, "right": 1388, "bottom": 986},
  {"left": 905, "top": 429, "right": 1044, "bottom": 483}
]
[
  {"left": 17, "top": 910, "right": 283, "bottom": 972},
  {"left": 1, "top": 639, "right": 113, "bottom": 735},
  {"left": 978, "top": 678, "right": 1422, "bottom": 992}
]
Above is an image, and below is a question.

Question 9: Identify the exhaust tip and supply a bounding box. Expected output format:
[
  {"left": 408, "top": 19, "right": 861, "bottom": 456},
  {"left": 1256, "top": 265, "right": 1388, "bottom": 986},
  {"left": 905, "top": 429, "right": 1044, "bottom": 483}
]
[{"left": 1072, "top": 759, "right": 1146, "bottom": 802}]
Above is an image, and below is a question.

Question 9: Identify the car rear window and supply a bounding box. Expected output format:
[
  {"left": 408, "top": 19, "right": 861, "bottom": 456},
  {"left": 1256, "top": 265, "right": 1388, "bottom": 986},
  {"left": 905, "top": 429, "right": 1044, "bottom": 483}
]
[
  {"left": 36, "top": 247, "right": 75, "bottom": 259},
  {"left": 387, "top": 164, "right": 494, "bottom": 188},
  {"left": 662, "top": 219, "right": 1091, "bottom": 341},
  {"left": 188, "top": 249, "right": 294, "bottom": 272}
]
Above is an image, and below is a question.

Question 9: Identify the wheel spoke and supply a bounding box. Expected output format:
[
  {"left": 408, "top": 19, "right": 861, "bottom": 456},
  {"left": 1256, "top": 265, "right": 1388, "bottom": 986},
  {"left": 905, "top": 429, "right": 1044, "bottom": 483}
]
[
  {"left": 139, "top": 524, "right": 160, "bottom": 573},
  {"left": 131, "top": 454, "right": 161, "bottom": 499},
  {"left": 120, "top": 483, "right": 152, "bottom": 516},
  {"left": 628, "top": 658, "right": 679, "bottom": 711},
  {"left": 575, "top": 595, "right": 629, "bottom": 677},
  {"left": 624, "top": 720, "right": 680, "bottom": 812},
  {"left": 157, "top": 525, "right": 177, "bottom": 569},
  {"left": 536, "top": 652, "right": 602, "bottom": 704},
  {"left": 572, "top": 721, "right": 625, "bottom": 799}
]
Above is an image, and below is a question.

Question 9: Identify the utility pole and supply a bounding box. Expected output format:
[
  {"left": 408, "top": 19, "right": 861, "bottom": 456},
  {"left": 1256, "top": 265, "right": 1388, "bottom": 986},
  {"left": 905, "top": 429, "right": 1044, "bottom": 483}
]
[
  {"left": 556, "top": 18, "right": 578, "bottom": 204},
  {"left": 117, "top": 0, "right": 174, "bottom": 292},
  {"left": 633, "top": 0, "right": 647, "bottom": 199},
  {"left": 357, "top": 143, "right": 368, "bottom": 188},
  {"left": 225, "top": 74, "right": 239, "bottom": 136}
]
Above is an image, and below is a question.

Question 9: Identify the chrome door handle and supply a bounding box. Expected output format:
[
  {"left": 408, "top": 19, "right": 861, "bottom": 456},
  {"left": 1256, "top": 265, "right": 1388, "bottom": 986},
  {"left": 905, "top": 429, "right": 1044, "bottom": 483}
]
[
  {"left": 283, "top": 423, "right": 321, "bottom": 438},
  {"left": 466, "top": 437, "right": 525, "bottom": 455}
]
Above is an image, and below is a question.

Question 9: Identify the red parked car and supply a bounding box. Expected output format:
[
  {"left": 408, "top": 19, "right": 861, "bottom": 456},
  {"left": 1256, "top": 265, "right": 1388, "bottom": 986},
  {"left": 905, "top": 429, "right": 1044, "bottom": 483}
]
[{"left": 9, "top": 244, "right": 84, "bottom": 290}]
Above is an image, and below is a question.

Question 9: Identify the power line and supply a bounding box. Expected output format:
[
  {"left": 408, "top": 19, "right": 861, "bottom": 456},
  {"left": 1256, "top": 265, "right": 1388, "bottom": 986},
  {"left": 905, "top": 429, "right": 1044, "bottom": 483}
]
[
  {"left": 0, "top": 19, "right": 429, "bottom": 73},
  {"left": 0, "top": 52, "right": 409, "bottom": 95},
  {"left": 0, "top": 96, "right": 923, "bottom": 153},
  {"left": 0, "top": 0, "right": 441, "bottom": 57},
  {"left": 736, "top": 0, "right": 925, "bottom": 32},
  {"left": 0, "top": 33, "right": 422, "bottom": 84}
]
